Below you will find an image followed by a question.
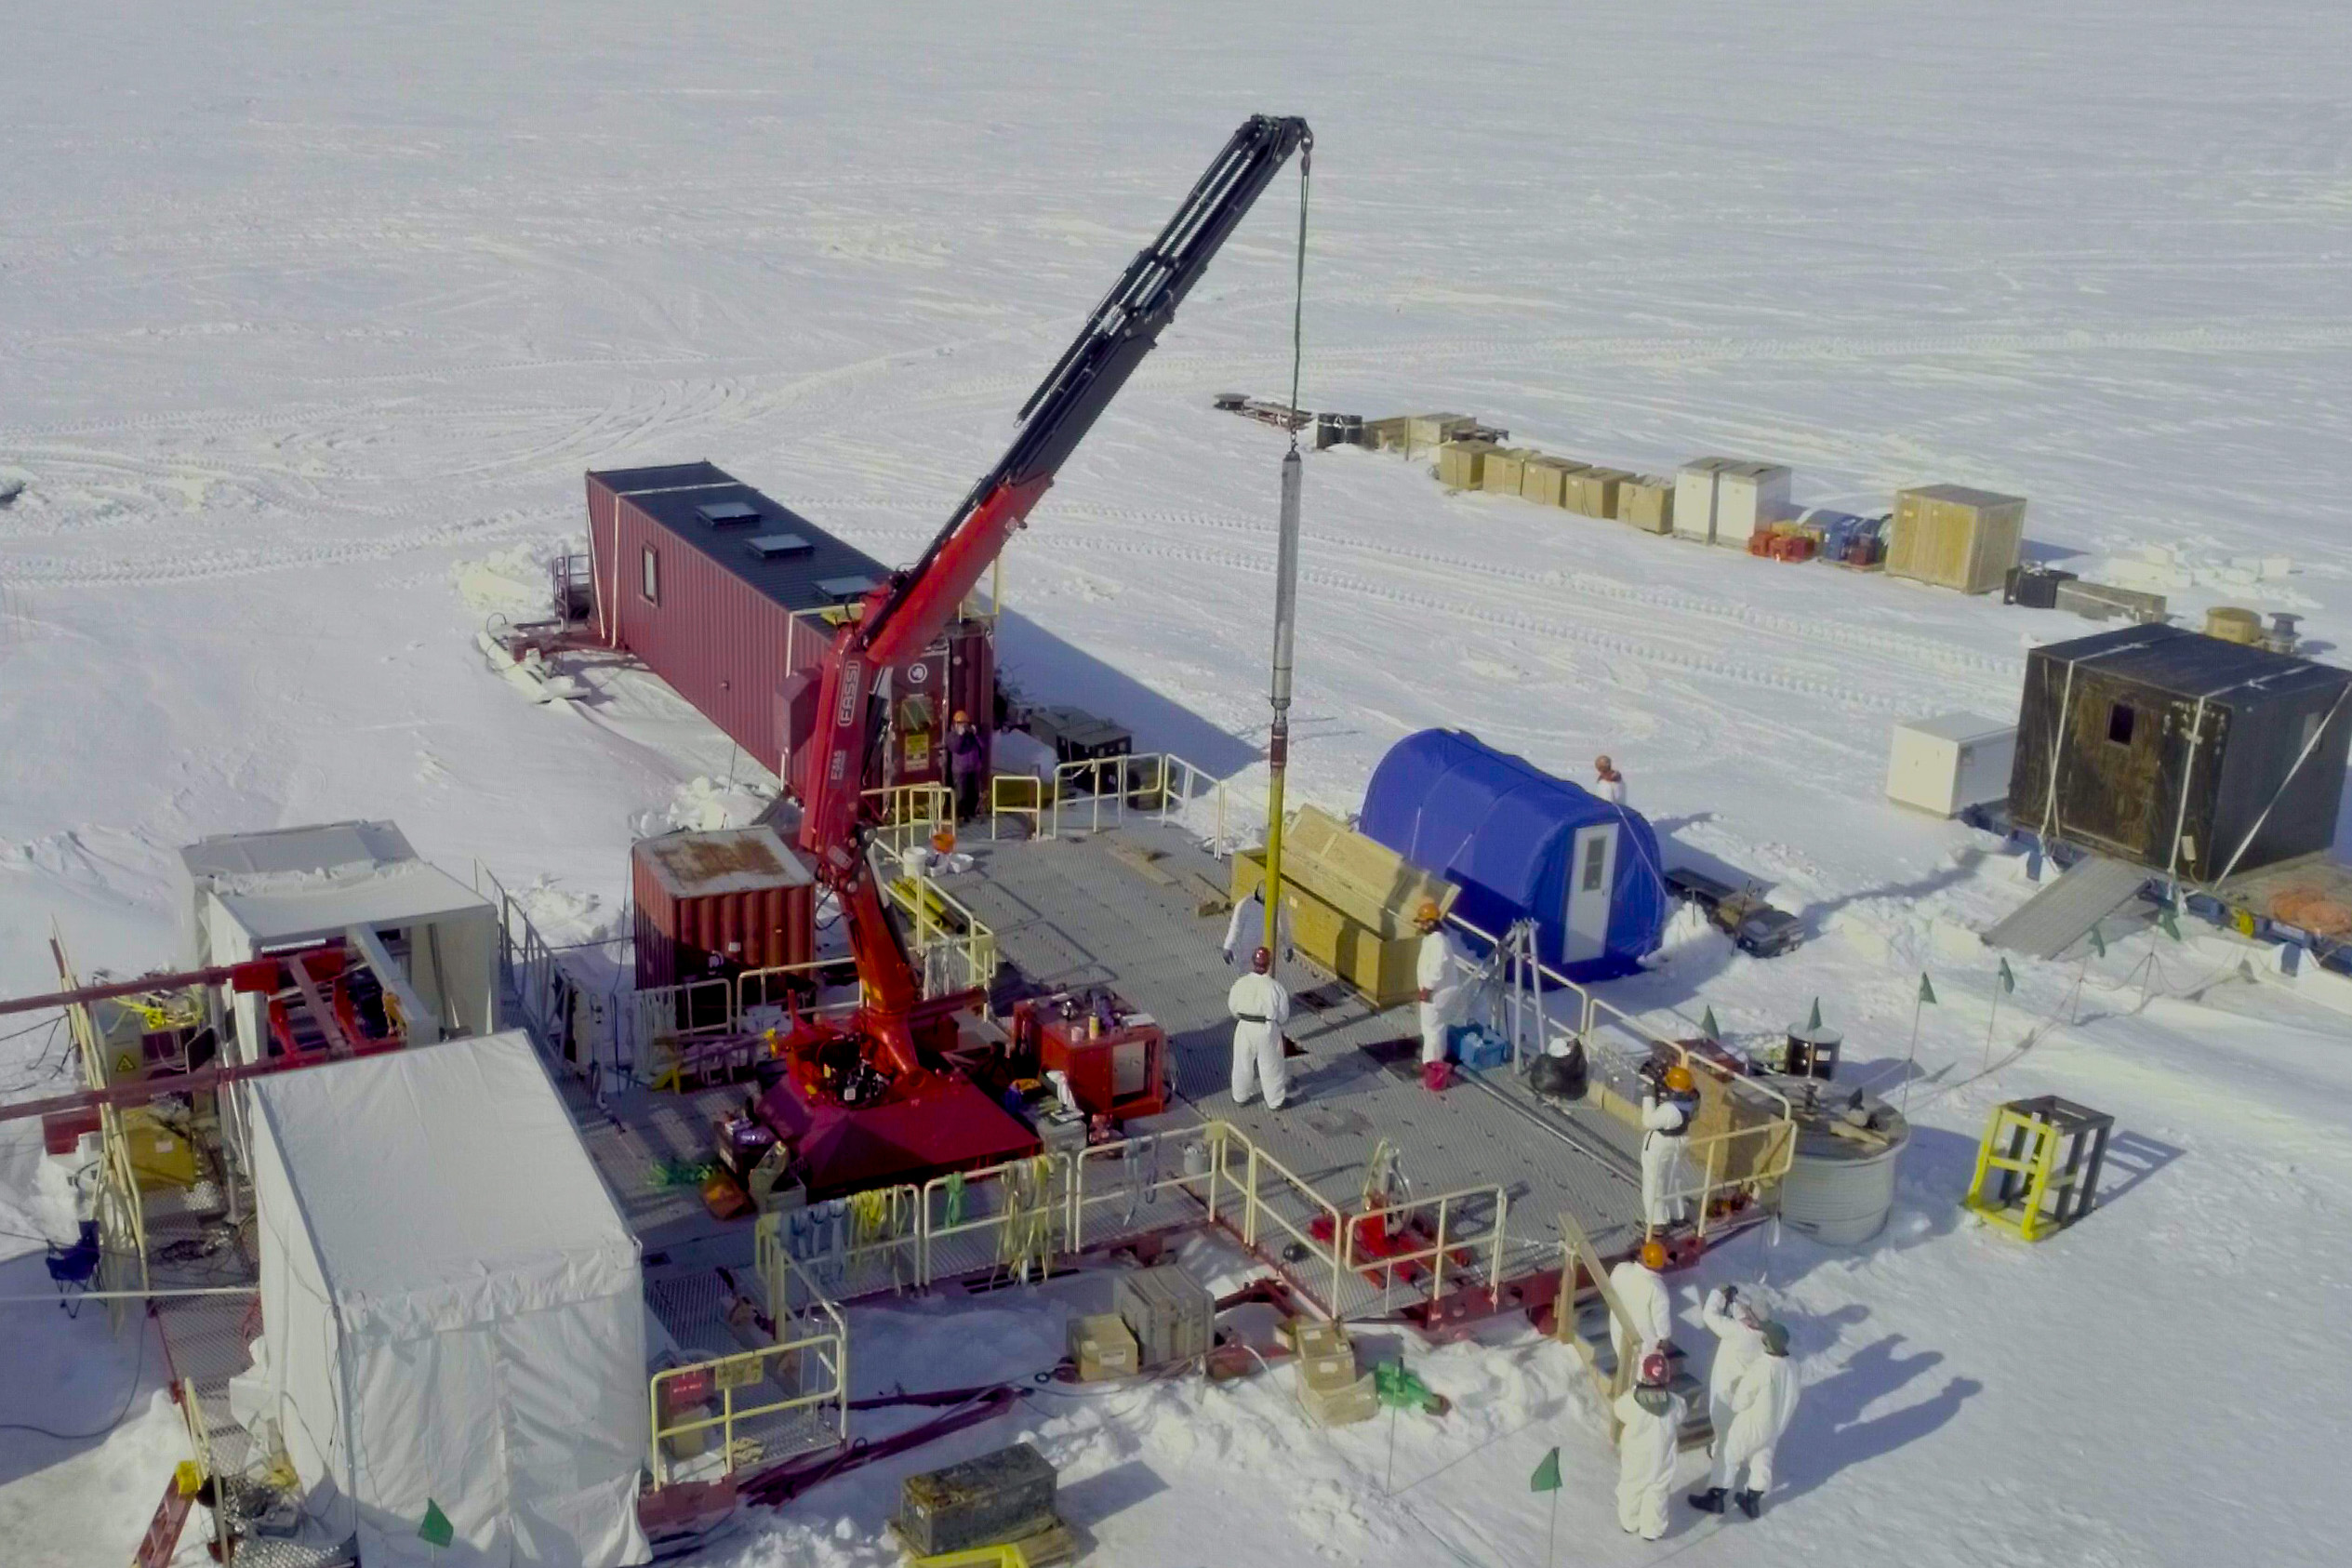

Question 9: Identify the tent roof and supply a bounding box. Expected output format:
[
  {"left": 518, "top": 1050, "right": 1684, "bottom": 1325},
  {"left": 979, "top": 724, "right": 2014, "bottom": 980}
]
[
  {"left": 210, "top": 860, "right": 492, "bottom": 943},
  {"left": 249, "top": 1032, "right": 637, "bottom": 1339}
]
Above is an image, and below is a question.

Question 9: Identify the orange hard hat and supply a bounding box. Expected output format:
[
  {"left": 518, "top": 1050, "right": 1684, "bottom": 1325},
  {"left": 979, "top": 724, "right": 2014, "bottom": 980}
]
[
  {"left": 1639, "top": 1238, "right": 1668, "bottom": 1270},
  {"left": 1664, "top": 1063, "right": 1695, "bottom": 1094},
  {"left": 952, "top": 710, "right": 970, "bottom": 724},
  {"left": 1415, "top": 899, "right": 1442, "bottom": 927},
  {"left": 931, "top": 828, "right": 957, "bottom": 855}
]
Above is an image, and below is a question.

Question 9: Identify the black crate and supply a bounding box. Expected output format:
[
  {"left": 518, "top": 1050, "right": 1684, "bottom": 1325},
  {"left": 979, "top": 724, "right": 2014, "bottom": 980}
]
[
  {"left": 1028, "top": 705, "right": 1134, "bottom": 768},
  {"left": 2003, "top": 565, "right": 2077, "bottom": 608},
  {"left": 897, "top": 1443, "right": 1057, "bottom": 1557},
  {"left": 2006, "top": 625, "right": 2351, "bottom": 881}
]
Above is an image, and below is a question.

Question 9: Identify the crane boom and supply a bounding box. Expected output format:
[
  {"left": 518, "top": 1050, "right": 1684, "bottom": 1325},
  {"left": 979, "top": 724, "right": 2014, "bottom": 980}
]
[{"left": 794, "top": 114, "right": 1311, "bottom": 1079}]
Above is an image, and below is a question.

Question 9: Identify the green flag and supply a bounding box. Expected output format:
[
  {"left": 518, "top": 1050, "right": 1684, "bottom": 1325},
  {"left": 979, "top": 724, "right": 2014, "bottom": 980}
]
[
  {"left": 2089, "top": 923, "right": 2106, "bottom": 958},
  {"left": 419, "top": 1499, "right": 454, "bottom": 1549},
  {"left": 1805, "top": 997, "right": 1823, "bottom": 1031},
  {"left": 1530, "top": 1445, "right": 1562, "bottom": 1493},
  {"left": 1997, "top": 958, "right": 2015, "bottom": 994},
  {"left": 1918, "top": 973, "right": 1936, "bottom": 1005},
  {"left": 2159, "top": 904, "right": 2182, "bottom": 940},
  {"left": 1699, "top": 1006, "right": 1720, "bottom": 1039}
]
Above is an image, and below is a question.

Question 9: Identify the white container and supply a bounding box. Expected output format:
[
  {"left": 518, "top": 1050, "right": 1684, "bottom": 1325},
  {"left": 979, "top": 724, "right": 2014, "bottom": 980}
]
[
  {"left": 1885, "top": 712, "right": 2017, "bottom": 817},
  {"left": 1767, "top": 1074, "right": 1910, "bottom": 1246},
  {"left": 1674, "top": 458, "right": 1738, "bottom": 544},
  {"left": 1712, "top": 462, "right": 1793, "bottom": 548}
]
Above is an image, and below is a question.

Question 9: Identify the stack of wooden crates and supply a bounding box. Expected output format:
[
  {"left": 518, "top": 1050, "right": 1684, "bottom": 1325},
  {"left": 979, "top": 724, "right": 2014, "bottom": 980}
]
[
  {"left": 1285, "top": 1316, "right": 1378, "bottom": 1428},
  {"left": 1229, "top": 807, "right": 1456, "bottom": 1007}
]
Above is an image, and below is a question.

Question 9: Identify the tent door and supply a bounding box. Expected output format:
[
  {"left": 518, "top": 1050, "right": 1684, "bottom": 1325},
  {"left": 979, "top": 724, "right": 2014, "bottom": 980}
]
[{"left": 1564, "top": 823, "right": 1618, "bottom": 963}]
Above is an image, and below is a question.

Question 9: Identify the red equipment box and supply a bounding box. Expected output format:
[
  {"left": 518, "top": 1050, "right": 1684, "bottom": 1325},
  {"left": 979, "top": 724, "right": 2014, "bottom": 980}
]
[{"left": 1015, "top": 993, "right": 1167, "bottom": 1121}]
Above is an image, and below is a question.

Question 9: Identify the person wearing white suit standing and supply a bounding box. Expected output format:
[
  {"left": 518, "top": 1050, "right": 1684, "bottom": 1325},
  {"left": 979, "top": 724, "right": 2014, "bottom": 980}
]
[
  {"left": 1692, "top": 1319, "right": 1800, "bottom": 1520},
  {"left": 1225, "top": 947, "right": 1293, "bottom": 1110},
  {"left": 1700, "top": 1283, "right": 1767, "bottom": 1455},
  {"left": 1614, "top": 1349, "right": 1683, "bottom": 1541}
]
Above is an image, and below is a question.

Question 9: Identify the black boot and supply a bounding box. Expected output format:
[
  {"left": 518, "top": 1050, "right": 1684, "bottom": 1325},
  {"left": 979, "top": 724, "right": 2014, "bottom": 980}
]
[
  {"left": 1688, "top": 1487, "right": 1726, "bottom": 1515},
  {"left": 1735, "top": 1489, "right": 1763, "bottom": 1519}
]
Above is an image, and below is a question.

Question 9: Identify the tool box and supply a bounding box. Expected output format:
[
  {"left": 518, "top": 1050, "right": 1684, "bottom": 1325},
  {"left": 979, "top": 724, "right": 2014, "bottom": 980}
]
[
  {"left": 897, "top": 1443, "right": 1058, "bottom": 1558},
  {"left": 1114, "top": 1264, "right": 1216, "bottom": 1368}
]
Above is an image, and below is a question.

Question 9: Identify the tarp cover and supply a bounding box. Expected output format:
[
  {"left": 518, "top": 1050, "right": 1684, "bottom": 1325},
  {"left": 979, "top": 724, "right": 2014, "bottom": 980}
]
[
  {"left": 246, "top": 1031, "right": 650, "bottom": 1566},
  {"left": 1359, "top": 729, "right": 1669, "bottom": 980}
]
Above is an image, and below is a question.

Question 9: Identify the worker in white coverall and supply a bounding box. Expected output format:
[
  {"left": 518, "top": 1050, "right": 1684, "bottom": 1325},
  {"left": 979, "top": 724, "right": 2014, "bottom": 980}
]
[
  {"left": 1226, "top": 947, "right": 1293, "bottom": 1110},
  {"left": 1700, "top": 1283, "right": 1768, "bottom": 1457},
  {"left": 1692, "top": 1320, "right": 1800, "bottom": 1520},
  {"left": 1222, "top": 884, "right": 1295, "bottom": 971},
  {"left": 1414, "top": 900, "right": 1467, "bottom": 1090},
  {"left": 1640, "top": 1063, "right": 1697, "bottom": 1229},
  {"left": 1606, "top": 1236, "right": 1677, "bottom": 1378},
  {"left": 1594, "top": 753, "right": 1628, "bottom": 807},
  {"left": 1615, "top": 1349, "right": 1684, "bottom": 1542}
]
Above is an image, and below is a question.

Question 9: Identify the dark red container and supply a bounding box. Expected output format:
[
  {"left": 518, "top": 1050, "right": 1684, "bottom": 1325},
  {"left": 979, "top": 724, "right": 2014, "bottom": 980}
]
[
  {"left": 631, "top": 825, "right": 817, "bottom": 991},
  {"left": 586, "top": 463, "right": 994, "bottom": 796}
]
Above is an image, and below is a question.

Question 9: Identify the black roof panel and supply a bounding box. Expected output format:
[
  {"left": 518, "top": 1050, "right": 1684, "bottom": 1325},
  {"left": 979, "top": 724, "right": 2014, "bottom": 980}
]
[
  {"left": 592, "top": 463, "right": 890, "bottom": 616},
  {"left": 2034, "top": 623, "right": 2348, "bottom": 705}
]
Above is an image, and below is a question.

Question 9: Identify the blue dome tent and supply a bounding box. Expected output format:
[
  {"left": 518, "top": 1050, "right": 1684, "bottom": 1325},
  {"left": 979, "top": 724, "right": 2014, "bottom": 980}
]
[{"left": 1359, "top": 729, "right": 1669, "bottom": 982}]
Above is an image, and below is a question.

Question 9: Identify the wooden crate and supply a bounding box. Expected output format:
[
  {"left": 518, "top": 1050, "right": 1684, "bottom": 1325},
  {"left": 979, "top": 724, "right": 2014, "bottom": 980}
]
[
  {"left": 1888, "top": 485, "right": 2026, "bottom": 594},
  {"left": 1617, "top": 476, "right": 1676, "bottom": 533},
  {"left": 1231, "top": 808, "right": 1455, "bottom": 1007}
]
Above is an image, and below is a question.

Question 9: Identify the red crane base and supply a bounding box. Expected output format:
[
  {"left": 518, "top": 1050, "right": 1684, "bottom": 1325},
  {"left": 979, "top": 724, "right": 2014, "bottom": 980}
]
[{"left": 759, "top": 1072, "right": 1039, "bottom": 1200}]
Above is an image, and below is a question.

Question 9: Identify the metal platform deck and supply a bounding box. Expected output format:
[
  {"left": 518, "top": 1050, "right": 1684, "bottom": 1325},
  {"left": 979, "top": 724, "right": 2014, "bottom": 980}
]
[{"left": 948, "top": 818, "right": 1650, "bottom": 1312}]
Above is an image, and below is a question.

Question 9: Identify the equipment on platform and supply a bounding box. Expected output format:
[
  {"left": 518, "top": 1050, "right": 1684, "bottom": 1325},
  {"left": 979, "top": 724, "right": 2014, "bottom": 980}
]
[
  {"left": 741, "top": 114, "right": 1312, "bottom": 1198},
  {"left": 1229, "top": 806, "right": 1455, "bottom": 1006},
  {"left": 1069, "top": 1312, "right": 1140, "bottom": 1382},
  {"left": 631, "top": 824, "right": 817, "bottom": 991},
  {"left": 1888, "top": 484, "right": 2026, "bottom": 595},
  {"left": 1766, "top": 1073, "right": 1908, "bottom": 1245},
  {"left": 1362, "top": 730, "right": 1671, "bottom": 980},
  {"left": 1781, "top": 1021, "right": 1841, "bottom": 1080},
  {"left": 897, "top": 1444, "right": 1060, "bottom": 1561},
  {"left": 1024, "top": 704, "right": 1134, "bottom": 770},
  {"left": 1114, "top": 1263, "right": 1216, "bottom": 1369},
  {"left": 1963, "top": 1095, "right": 2114, "bottom": 1242},
  {"left": 1012, "top": 990, "right": 1167, "bottom": 1121},
  {"left": 2007, "top": 624, "right": 2352, "bottom": 884},
  {"left": 1885, "top": 712, "right": 2018, "bottom": 818}
]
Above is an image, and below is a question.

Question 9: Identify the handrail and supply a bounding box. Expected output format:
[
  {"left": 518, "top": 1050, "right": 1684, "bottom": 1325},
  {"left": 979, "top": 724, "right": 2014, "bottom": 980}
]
[
  {"left": 652, "top": 1242, "right": 850, "bottom": 1485},
  {"left": 1336, "top": 1181, "right": 1511, "bottom": 1311},
  {"left": 1206, "top": 1123, "right": 1347, "bottom": 1317},
  {"left": 989, "top": 773, "right": 1047, "bottom": 841}
]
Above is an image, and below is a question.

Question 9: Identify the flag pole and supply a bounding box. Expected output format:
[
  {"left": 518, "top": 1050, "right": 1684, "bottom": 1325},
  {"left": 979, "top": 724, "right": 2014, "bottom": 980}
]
[
  {"left": 1901, "top": 975, "right": 1931, "bottom": 1116},
  {"left": 1548, "top": 1489, "right": 1559, "bottom": 1568},
  {"left": 1982, "top": 977, "right": 2000, "bottom": 1073}
]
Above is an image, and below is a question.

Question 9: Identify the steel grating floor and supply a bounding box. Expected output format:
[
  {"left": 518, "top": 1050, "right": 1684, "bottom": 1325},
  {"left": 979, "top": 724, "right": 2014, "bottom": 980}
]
[{"left": 949, "top": 817, "right": 1649, "bottom": 1315}]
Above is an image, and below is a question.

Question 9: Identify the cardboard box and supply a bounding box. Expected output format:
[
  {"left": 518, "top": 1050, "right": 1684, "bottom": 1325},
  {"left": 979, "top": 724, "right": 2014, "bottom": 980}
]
[
  {"left": 1617, "top": 476, "right": 1676, "bottom": 533},
  {"left": 1436, "top": 439, "right": 1497, "bottom": 490},
  {"left": 1069, "top": 1313, "right": 1140, "bottom": 1382},
  {"left": 1406, "top": 413, "right": 1478, "bottom": 454},
  {"left": 1481, "top": 448, "right": 1535, "bottom": 496}
]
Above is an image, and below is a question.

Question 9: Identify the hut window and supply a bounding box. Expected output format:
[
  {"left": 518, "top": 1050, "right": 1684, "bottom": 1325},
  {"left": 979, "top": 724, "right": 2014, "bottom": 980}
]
[
  {"left": 1581, "top": 835, "right": 1607, "bottom": 892},
  {"left": 641, "top": 546, "right": 659, "bottom": 604},
  {"left": 2106, "top": 702, "right": 2136, "bottom": 746}
]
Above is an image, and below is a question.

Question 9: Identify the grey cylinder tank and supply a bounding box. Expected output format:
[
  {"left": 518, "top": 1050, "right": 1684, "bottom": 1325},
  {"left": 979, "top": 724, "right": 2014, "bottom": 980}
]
[{"left": 1761, "top": 1074, "right": 1909, "bottom": 1245}]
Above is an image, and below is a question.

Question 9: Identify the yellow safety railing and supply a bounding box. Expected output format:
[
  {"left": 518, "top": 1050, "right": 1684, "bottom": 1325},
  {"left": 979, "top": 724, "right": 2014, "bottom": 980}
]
[
  {"left": 1066, "top": 1131, "right": 1215, "bottom": 1256},
  {"left": 1337, "top": 1182, "right": 1512, "bottom": 1312},
  {"left": 1203, "top": 1123, "right": 1348, "bottom": 1318},
  {"left": 53, "top": 936, "right": 151, "bottom": 1326},
  {"left": 882, "top": 869, "right": 998, "bottom": 995},
  {"left": 865, "top": 781, "right": 956, "bottom": 857},
  {"left": 649, "top": 1247, "right": 848, "bottom": 1485},
  {"left": 989, "top": 773, "right": 1048, "bottom": 841},
  {"left": 920, "top": 1153, "right": 1066, "bottom": 1284}
]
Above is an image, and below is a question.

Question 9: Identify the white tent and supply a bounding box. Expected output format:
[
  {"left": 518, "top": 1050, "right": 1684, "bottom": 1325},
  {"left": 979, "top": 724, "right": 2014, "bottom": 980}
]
[{"left": 246, "top": 1031, "right": 651, "bottom": 1566}]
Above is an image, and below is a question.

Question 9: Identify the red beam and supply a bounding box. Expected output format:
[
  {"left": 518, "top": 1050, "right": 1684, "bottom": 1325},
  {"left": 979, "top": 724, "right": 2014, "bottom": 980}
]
[
  {"left": 0, "top": 944, "right": 331, "bottom": 1018},
  {"left": 0, "top": 1030, "right": 408, "bottom": 1125}
]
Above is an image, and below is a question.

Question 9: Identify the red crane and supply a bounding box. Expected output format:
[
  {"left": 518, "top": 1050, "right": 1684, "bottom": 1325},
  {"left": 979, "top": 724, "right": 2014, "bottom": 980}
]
[{"left": 764, "top": 114, "right": 1311, "bottom": 1193}]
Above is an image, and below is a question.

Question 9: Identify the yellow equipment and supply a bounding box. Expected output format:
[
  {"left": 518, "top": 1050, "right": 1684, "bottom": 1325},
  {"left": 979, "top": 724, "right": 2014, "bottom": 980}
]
[
  {"left": 121, "top": 1107, "right": 200, "bottom": 1190},
  {"left": 1963, "top": 1096, "right": 2115, "bottom": 1242},
  {"left": 1229, "top": 808, "right": 1455, "bottom": 1006},
  {"left": 905, "top": 1522, "right": 1076, "bottom": 1568}
]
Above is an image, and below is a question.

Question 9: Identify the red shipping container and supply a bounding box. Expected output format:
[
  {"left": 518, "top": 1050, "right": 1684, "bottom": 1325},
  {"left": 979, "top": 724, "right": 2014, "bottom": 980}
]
[
  {"left": 585, "top": 463, "right": 995, "bottom": 797},
  {"left": 631, "top": 825, "right": 817, "bottom": 991}
]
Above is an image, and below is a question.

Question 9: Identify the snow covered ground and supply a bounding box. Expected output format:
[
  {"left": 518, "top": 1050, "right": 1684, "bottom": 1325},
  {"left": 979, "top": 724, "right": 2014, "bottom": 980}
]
[{"left": 6, "top": 1, "right": 2350, "bottom": 1563}]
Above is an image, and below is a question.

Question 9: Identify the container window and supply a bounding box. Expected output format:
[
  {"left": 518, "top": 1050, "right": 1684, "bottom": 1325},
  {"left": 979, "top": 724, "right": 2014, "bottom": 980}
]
[
  {"left": 2106, "top": 702, "right": 2135, "bottom": 746},
  {"left": 641, "top": 546, "right": 659, "bottom": 605},
  {"left": 1581, "top": 836, "right": 1607, "bottom": 892}
]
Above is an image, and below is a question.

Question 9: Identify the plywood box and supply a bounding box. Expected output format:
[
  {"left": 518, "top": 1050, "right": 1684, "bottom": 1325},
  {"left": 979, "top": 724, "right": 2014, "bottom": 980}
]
[
  {"left": 1582, "top": 467, "right": 1637, "bottom": 520},
  {"left": 1674, "top": 458, "right": 1740, "bottom": 543},
  {"left": 1618, "top": 476, "right": 1676, "bottom": 533},
  {"left": 1521, "top": 456, "right": 1577, "bottom": 509},
  {"left": 1406, "top": 413, "right": 1478, "bottom": 454},
  {"left": 1069, "top": 1313, "right": 1139, "bottom": 1382},
  {"left": 1436, "top": 439, "right": 1497, "bottom": 490},
  {"left": 1714, "top": 462, "right": 1793, "bottom": 547},
  {"left": 1885, "top": 713, "right": 2017, "bottom": 817},
  {"left": 1366, "top": 416, "right": 1412, "bottom": 452},
  {"left": 1483, "top": 448, "right": 1536, "bottom": 495},
  {"left": 1888, "top": 484, "right": 2027, "bottom": 594},
  {"left": 1231, "top": 808, "right": 1455, "bottom": 1006}
]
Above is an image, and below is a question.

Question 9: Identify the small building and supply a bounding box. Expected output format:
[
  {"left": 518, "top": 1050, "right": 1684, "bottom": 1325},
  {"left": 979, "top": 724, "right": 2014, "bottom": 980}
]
[
  {"left": 177, "top": 820, "right": 498, "bottom": 1063},
  {"left": 243, "top": 1031, "right": 651, "bottom": 1566},
  {"left": 631, "top": 823, "right": 817, "bottom": 991},
  {"left": 585, "top": 462, "right": 994, "bottom": 797},
  {"left": 1358, "top": 729, "right": 1670, "bottom": 981},
  {"left": 2007, "top": 625, "right": 2352, "bottom": 883}
]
